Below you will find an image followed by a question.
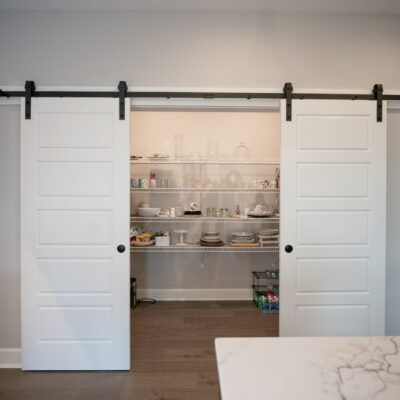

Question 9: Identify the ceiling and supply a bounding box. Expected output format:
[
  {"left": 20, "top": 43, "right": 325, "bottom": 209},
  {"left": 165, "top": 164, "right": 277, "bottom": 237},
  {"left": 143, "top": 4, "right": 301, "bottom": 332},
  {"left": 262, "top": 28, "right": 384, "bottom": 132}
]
[{"left": 0, "top": 0, "right": 400, "bottom": 15}]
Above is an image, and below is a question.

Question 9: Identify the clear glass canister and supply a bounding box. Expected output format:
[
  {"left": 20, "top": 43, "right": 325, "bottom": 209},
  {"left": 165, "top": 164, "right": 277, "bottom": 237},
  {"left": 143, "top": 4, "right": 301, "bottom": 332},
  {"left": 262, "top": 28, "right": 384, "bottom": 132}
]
[{"left": 234, "top": 142, "right": 249, "bottom": 158}]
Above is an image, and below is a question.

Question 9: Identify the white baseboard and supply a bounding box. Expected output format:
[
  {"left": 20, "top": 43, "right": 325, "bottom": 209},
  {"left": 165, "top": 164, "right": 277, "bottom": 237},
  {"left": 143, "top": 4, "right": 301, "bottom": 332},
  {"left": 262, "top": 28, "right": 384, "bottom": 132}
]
[
  {"left": 137, "top": 288, "right": 253, "bottom": 301},
  {"left": 0, "top": 348, "right": 21, "bottom": 368}
]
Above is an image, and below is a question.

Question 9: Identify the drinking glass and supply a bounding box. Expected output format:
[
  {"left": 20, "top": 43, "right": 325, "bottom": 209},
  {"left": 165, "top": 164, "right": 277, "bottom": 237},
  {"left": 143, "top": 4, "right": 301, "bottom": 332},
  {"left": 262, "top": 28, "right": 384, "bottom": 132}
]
[
  {"left": 207, "top": 139, "right": 219, "bottom": 159},
  {"left": 174, "top": 134, "right": 183, "bottom": 158}
]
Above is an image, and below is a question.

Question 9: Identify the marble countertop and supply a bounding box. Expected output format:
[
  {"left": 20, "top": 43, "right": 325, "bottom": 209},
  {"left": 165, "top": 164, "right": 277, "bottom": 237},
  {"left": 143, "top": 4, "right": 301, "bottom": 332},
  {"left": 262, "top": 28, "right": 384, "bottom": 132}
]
[{"left": 215, "top": 336, "right": 400, "bottom": 400}]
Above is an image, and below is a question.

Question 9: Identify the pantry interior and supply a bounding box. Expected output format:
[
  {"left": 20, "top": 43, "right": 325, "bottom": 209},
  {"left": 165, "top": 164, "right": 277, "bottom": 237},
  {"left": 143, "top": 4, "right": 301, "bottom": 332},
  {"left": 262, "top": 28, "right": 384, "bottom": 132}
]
[{"left": 129, "top": 106, "right": 281, "bottom": 316}]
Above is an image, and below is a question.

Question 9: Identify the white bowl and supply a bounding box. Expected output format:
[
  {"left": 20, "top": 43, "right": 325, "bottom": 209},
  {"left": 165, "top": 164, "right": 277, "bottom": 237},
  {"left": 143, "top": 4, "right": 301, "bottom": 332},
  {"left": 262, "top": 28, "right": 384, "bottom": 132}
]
[
  {"left": 138, "top": 207, "right": 161, "bottom": 217},
  {"left": 203, "top": 231, "right": 220, "bottom": 237}
]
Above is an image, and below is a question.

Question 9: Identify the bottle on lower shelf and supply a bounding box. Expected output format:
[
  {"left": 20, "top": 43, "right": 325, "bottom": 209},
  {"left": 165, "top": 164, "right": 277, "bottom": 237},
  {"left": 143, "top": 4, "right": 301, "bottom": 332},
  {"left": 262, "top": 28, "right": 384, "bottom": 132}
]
[
  {"left": 252, "top": 269, "right": 279, "bottom": 313},
  {"left": 253, "top": 289, "right": 279, "bottom": 313}
]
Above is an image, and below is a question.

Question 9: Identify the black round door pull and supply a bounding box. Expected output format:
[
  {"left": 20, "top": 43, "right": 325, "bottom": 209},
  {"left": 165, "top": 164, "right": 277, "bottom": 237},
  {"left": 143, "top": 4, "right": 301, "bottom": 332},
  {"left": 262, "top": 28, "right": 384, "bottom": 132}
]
[
  {"left": 117, "top": 245, "right": 126, "bottom": 253},
  {"left": 285, "top": 245, "right": 293, "bottom": 253}
]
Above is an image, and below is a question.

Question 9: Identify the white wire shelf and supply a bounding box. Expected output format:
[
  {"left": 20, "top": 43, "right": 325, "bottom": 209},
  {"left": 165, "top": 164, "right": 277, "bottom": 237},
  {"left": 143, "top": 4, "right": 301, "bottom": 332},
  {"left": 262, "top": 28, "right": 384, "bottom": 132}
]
[
  {"left": 131, "top": 216, "right": 280, "bottom": 223},
  {"left": 131, "top": 187, "right": 279, "bottom": 193},
  {"left": 131, "top": 245, "right": 279, "bottom": 253},
  {"left": 131, "top": 157, "right": 280, "bottom": 165}
]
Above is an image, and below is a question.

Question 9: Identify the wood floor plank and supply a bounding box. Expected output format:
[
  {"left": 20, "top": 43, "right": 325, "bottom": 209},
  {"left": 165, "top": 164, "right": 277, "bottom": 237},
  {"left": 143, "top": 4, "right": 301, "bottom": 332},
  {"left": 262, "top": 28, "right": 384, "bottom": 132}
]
[{"left": 131, "top": 360, "right": 218, "bottom": 373}]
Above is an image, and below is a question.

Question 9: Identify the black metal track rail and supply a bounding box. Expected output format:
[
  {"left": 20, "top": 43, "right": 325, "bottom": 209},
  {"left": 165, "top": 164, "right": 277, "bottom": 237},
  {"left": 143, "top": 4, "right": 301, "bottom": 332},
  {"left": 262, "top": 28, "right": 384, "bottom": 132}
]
[
  {"left": 0, "top": 90, "right": 284, "bottom": 99},
  {"left": 1, "top": 91, "right": 120, "bottom": 98},
  {"left": 0, "top": 90, "right": 382, "bottom": 100},
  {"left": 1, "top": 81, "right": 400, "bottom": 121}
]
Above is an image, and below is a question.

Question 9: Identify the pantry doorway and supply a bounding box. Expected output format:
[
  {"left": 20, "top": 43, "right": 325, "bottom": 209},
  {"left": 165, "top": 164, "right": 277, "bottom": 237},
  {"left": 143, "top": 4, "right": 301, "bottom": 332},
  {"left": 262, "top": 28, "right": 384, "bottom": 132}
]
[{"left": 129, "top": 107, "right": 281, "bottom": 304}]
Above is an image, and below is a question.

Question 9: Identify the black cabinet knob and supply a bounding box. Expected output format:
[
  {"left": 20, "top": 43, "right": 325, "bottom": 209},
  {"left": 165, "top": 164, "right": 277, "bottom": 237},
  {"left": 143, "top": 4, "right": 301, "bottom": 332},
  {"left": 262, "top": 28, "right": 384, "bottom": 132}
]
[
  {"left": 117, "top": 245, "right": 126, "bottom": 253},
  {"left": 285, "top": 245, "right": 293, "bottom": 253}
]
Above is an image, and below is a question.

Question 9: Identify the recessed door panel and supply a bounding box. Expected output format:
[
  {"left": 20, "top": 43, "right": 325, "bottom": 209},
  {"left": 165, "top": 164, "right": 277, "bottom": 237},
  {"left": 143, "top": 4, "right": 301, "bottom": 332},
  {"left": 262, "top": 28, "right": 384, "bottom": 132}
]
[
  {"left": 296, "top": 305, "right": 369, "bottom": 336},
  {"left": 297, "top": 115, "right": 369, "bottom": 150},
  {"left": 297, "top": 211, "right": 369, "bottom": 245},
  {"left": 38, "top": 211, "right": 112, "bottom": 245},
  {"left": 38, "top": 113, "right": 113, "bottom": 148},
  {"left": 297, "top": 163, "right": 369, "bottom": 198},
  {"left": 38, "top": 259, "right": 111, "bottom": 293},
  {"left": 39, "top": 307, "right": 112, "bottom": 340},
  {"left": 297, "top": 259, "right": 368, "bottom": 292},
  {"left": 38, "top": 162, "right": 112, "bottom": 197}
]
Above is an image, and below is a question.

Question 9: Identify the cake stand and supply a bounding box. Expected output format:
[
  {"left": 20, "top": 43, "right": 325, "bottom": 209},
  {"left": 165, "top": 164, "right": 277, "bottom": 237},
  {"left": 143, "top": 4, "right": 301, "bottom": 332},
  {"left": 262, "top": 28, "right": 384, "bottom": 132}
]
[{"left": 174, "top": 229, "right": 189, "bottom": 246}]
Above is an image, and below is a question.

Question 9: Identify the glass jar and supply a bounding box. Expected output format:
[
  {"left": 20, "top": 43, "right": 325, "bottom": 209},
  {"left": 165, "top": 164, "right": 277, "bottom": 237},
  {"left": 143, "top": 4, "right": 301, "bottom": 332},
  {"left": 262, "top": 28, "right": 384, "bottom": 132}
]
[{"left": 234, "top": 142, "right": 249, "bottom": 159}]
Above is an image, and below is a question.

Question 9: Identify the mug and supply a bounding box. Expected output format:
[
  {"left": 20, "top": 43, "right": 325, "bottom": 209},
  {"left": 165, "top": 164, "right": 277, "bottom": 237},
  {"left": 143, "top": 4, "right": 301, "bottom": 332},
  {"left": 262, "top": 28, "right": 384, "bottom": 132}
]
[
  {"left": 141, "top": 179, "right": 149, "bottom": 189},
  {"left": 189, "top": 202, "right": 199, "bottom": 211}
]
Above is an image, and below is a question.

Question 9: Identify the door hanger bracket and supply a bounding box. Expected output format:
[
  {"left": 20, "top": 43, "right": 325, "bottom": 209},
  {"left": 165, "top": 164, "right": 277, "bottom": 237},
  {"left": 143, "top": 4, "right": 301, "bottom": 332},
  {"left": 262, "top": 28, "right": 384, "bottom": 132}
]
[
  {"left": 373, "top": 84, "right": 383, "bottom": 123},
  {"left": 25, "top": 80, "right": 35, "bottom": 120},
  {"left": 283, "top": 82, "right": 293, "bottom": 122},
  {"left": 118, "top": 81, "right": 128, "bottom": 120}
]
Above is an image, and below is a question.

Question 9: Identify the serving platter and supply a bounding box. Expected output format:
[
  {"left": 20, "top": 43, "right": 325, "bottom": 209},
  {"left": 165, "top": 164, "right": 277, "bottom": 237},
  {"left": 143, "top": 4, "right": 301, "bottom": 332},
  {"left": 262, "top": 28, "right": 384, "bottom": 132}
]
[{"left": 131, "top": 240, "right": 155, "bottom": 246}]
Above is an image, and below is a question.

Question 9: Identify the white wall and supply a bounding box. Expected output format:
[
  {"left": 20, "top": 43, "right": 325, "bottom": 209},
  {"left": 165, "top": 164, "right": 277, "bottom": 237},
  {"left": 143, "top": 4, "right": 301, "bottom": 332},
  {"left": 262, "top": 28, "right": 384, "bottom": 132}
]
[
  {"left": 1, "top": 10, "right": 400, "bottom": 350},
  {"left": 130, "top": 110, "right": 281, "bottom": 158},
  {"left": 0, "top": 11, "right": 400, "bottom": 89},
  {"left": 0, "top": 106, "right": 20, "bottom": 348}
]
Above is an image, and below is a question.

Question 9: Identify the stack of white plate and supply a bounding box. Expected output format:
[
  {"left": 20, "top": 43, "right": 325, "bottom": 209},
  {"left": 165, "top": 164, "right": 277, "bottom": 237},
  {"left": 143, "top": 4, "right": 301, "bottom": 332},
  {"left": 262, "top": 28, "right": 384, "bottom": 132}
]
[
  {"left": 257, "top": 229, "right": 279, "bottom": 245},
  {"left": 201, "top": 232, "right": 222, "bottom": 243},
  {"left": 229, "top": 231, "right": 256, "bottom": 244},
  {"left": 200, "top": 232, "right": 224, "bottom": 246}
]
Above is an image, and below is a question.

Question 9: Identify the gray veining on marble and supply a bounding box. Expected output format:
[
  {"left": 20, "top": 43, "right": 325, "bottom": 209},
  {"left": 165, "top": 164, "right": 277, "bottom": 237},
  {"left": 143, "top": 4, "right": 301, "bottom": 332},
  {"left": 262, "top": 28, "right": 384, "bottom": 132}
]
[
  {"left": 310, "top": 337, "right": 400, "bottom": 400},
  {"left": 215, "top": 337, "right": 400, "bottom": 400}
]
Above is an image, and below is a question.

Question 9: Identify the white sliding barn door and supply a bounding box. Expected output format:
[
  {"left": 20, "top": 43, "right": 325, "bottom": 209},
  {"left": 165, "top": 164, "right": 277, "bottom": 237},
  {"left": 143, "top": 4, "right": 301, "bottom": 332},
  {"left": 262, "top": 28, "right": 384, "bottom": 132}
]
[
  {"left": 280, "top": 100, "right": 386, "bottom": 337},
  {"left": 21, "top": 98, "right": 130, "bottom": 370}
]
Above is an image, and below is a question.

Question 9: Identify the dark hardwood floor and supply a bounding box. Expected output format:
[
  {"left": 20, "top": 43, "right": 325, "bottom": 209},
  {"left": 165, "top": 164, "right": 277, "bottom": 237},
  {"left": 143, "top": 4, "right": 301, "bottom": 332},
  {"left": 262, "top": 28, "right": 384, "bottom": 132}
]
[{"left": 0, "top": 301, "right": 278, "bottom": 400}]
